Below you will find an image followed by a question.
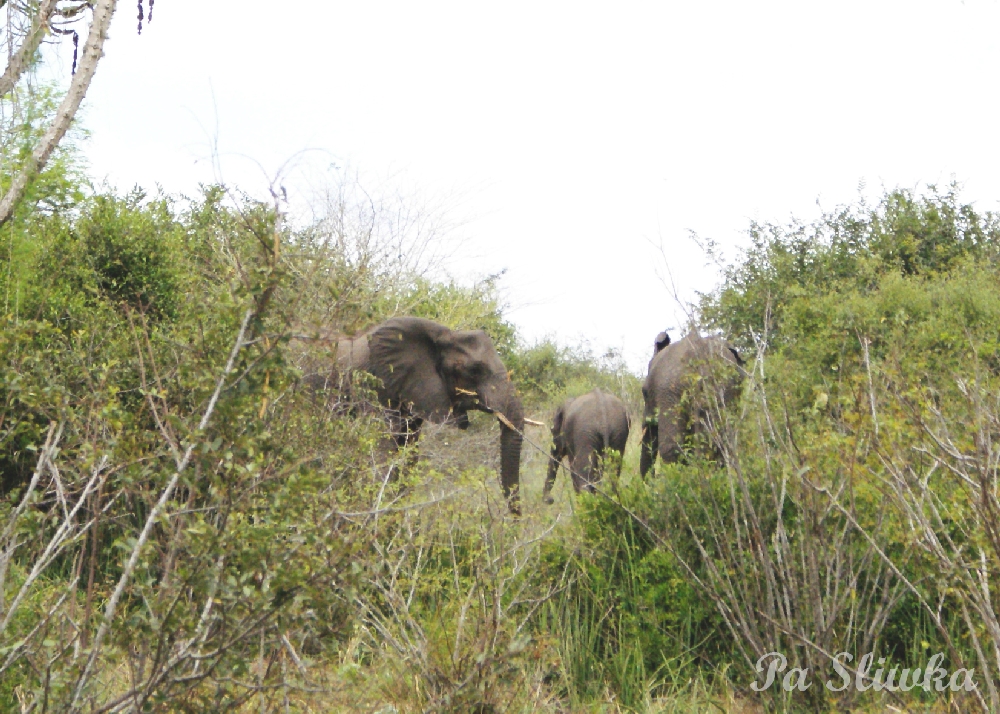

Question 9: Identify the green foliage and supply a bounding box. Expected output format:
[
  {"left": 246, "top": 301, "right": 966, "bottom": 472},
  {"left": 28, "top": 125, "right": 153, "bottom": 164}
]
[
  {"left": 703, "top": 185, "right": 1000, "bottom": 350},
  {"left": 386, "top": 273, "right": 518, "bottom": 357},
  {"left": 700, "top": 185, "right": 1000, "bottom": 438},
  {"left": 680, "top": 185, "right": 1000, "bottom": 709},
  {"left": 0, "top": 84, "right": 89, "bottom": 221},
  {"left": 9, "top": 158, "right": 1000, "bottom": 711},
  {"left": 536, "top": 481, "right": 722, "bottom": 709},
  {"left": 70, "top": 191, "right": 183, "bottom": 319},
  {"left": 345, "top": 492, "right": 557, "bottom": 713},
  {"left": 509, "top": 339, "right": 640, "bottom": 416},
  {"left": 0, "top": 183, "right": 387, "bottom": 709},
  {"left": 21, "top": 189, "right": 184, "bottom": 327},
  {"left": 3, "top": 174, "right": 639, "bottom": 709},
  {"left": 515, "top": 185, "right": 1000, "bottom": 711}
]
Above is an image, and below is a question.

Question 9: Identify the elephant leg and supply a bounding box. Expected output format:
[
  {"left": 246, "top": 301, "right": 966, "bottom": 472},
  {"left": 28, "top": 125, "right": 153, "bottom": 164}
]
[
  {"left": 376, "top": 420, "right": 403, "bottom": 484},
  {"left": 658, "top": 410, "right": 685, "bottom": 464},
  {"left": 400, "top": 417, "right": 423, "bottom": 472},
  {"left": 586, "top": 448, "right": 603, "bottom": 492},
  {"left": 642, "top": 397, "right": 686, "bottom": 466},
  {"left": 602, "top": 446, "right": 623, "bottom": 482},
  {"left": 543, "top": 443, "right": 564, "bottom": 505},
  {"left": 391, "top": 416, "right": 422, "bottom": 449},
  {"left": 568, "top": 453, "right": 583, "bottom": 493},
  {"left": 613, "top": 434, "right": 628, "bottom": 480},
  {"left": 640, "top": 422, "right": 658, "bottom": 477},
  {"left": 378, "top": 413, "right": 423, "bottom": 483},
  {"left": 610, "top": 448, "right": 624, "bottom": 497},
  {"left": 569, "top": 451, "right": 595, "bottom": 493}
]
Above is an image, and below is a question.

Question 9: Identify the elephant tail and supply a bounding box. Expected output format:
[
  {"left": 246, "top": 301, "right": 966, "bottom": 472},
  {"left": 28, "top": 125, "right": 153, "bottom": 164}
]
[
  {"left": 596, "top": 394, "right": 611, "bottom": 446},
  {"left": 595, "top": 392, "right": 626, "bottom": 452}
]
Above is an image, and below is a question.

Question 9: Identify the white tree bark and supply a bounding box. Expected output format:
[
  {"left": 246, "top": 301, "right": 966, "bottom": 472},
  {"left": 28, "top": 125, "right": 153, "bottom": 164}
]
[
  {"left": 0, "top": 0, "right": 118, "bottom": 227},
  {"left": 0, "top": 0, "right": 58, "bottom": 99}
]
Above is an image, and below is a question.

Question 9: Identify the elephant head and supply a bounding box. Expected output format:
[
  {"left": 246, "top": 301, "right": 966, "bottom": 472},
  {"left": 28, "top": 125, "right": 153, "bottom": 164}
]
[{"left": 360, "top": 317, "right": 525, "bottom": 513}]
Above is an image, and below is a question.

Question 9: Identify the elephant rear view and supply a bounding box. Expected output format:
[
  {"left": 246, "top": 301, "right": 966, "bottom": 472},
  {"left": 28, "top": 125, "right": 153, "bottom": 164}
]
[
  {"left": 543, "top": 388, "right": 630, "bottom": 503},
  {"left": 640, "top": 331, "right": 744, "bottom": 476},
  {"left": 334, "top": 317, "right": 525, "bottom": 515}
]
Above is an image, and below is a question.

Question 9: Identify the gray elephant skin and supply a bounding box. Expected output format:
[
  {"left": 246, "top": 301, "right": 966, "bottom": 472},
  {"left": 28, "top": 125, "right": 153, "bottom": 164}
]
[
  {"left": 639, "top": 331, "right": 744, "bottom": 476},
  {"left": 333, "top": 316, "right": 525, "bottom": 514},
  {"left": 543, "top": 388, "right": 630, "bottom": 503}
]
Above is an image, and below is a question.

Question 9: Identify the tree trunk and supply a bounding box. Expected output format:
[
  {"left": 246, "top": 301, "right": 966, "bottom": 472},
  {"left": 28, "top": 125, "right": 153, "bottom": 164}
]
[
  {"left": 0, "top": 0, "right": 58, "bottom": 99},
  {"left": 0, "top": 0, "right": 118, "bottom": 227}
]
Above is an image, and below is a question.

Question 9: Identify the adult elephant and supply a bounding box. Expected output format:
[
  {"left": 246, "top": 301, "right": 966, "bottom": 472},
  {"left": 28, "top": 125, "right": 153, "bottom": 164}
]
[
  {"left": 639, "top": 330, "right": 744, "bottom": 476},
  {"left": 542, "top": 388, "right": 630, "bottom": 503},
  {"left": 334, "top": 316, "right": 525, "bottom": 514}
]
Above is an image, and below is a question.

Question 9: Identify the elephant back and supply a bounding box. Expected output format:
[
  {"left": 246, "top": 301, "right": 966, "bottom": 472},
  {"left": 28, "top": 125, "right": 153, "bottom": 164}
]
[
  {"left": 565, "top": 389, "right": 630, "bottom": 450},
  {"left": 296, "top": 332, "right": 368, "bottom": 396},
  {"left": 335, "top": 335, "right": 370, "bottom": 372},
  {"left": 644, "top": 333, "right": 742, "bottom": 411},
  {"left": 551, "top": 397, "right": 574, "bottom": 438}
]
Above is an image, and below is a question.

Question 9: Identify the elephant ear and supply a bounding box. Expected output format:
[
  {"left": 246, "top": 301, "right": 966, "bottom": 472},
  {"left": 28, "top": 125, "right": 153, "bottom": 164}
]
[
  {"left": 551, "top": 400, "right": 569, "bottom": 437},
  {"left": 727, "top": 346, "right": 745, "bottom": 368},
  {"left": 654, "top": 331, "right": 670, "bottom": 354},
  {"left": 367, "top": 317, "right": 453, "bottom": 421}
]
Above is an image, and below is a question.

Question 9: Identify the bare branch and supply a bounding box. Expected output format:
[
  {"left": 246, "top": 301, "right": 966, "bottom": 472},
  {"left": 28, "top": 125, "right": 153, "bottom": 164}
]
[
  {"left": 0, "top": 0, "right": 117, "bottom": 227},
  {"left": 69, "top": 308, "right": 252, "bottom": 710},
  {"left": 0, "top": 0, "right": 57, "bottom": 99}
]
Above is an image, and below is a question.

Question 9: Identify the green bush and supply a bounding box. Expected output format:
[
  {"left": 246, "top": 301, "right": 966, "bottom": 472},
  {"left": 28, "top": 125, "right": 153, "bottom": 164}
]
[{"left": 8, "top": 164, "right": 1000, "bottom": 711}]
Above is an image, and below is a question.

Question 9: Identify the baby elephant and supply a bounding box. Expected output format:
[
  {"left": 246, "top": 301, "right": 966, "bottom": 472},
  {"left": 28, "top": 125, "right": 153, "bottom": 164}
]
[{"left": 543, "top": 388, "right": 630, "bottom": 503}]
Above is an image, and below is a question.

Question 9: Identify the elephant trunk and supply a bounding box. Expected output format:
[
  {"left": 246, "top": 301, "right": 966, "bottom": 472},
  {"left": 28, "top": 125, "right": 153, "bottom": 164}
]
[
  {"left": 499, "top": 407, "right": 524, "bottom": 516},
  {"left": 483, "top": 381, "right": 524, "bottom": 515}
]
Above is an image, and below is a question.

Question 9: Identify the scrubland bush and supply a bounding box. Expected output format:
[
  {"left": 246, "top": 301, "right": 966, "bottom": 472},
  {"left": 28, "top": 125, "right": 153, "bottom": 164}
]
[
  {"left": 4, "top": 130, "right": 1000, "bottom": 714},
  {"left": 503, "top": 186, "right": 1000, "bottom": 713},
  {"left": 575, "top": 186, "right": 1000, "bottom": 711},
  {"left": 0, "top": 181, "right": 372, "bottom": 709},
  {"left": 0, "top": 155, "right": 590, "bottom": 710}
]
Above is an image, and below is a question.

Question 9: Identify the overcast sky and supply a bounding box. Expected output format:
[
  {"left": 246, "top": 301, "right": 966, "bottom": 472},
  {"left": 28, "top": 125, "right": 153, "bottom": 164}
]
[{"left": 77, "top": 1, "right": 1000, "bottom": 371}]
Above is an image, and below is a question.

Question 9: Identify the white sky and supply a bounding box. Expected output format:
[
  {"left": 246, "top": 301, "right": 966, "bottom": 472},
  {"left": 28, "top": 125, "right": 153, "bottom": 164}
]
[{"left": 77, "top": 1, "right": 1000, "bottom": 371}]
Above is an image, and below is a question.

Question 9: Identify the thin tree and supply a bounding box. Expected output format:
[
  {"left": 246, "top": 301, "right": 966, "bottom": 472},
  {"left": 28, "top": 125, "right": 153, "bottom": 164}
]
[{"left": 0, "top": 0, "right": 120, "bottom": 226}]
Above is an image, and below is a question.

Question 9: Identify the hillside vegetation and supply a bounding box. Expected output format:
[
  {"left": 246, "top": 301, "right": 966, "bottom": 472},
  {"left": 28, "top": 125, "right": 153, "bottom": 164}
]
[{"left": 1, "top": 135, "right": 999, "bottom": 713}]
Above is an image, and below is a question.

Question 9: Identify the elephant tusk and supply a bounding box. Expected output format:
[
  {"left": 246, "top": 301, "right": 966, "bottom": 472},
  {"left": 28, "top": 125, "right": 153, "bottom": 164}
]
[
  {"left": 494, "top": 412, "right": 516, "bottom": 430},
  {"left": 487, "top": 410, "right": 539, "bottom": 430},
  {"left": 454, "top": 389, "right": 535, "bottom": 428}
]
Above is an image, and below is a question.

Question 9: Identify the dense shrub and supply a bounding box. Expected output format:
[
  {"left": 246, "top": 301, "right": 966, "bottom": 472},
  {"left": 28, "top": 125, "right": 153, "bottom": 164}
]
[
  {"left": 7, "top": 167, "right": 1000, "bottom": 711},
  {"left": 518, "top": 186, "right": 1000, "bottom": 711},
  {"left": 0, "top": 184, "right": 387, "bottom": 708}
]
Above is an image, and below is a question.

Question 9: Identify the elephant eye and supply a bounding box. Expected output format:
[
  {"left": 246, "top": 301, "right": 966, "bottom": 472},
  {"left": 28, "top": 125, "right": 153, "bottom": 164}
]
[{"left": 467, "top": 363, "right": 489, "bottom": 379}]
